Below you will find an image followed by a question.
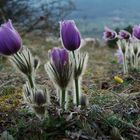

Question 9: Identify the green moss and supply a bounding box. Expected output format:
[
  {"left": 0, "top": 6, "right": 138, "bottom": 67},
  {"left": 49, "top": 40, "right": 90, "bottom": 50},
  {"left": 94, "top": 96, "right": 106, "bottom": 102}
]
[{"left": 0, "top": 87, "right": 22, "bottom": 113}]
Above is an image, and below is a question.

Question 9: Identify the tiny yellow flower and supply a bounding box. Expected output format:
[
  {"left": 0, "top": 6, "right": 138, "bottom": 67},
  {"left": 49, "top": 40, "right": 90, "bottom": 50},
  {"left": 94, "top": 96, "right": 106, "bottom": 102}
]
[{"left": 114, "top": 76, "right": 123, "bottom": 84}]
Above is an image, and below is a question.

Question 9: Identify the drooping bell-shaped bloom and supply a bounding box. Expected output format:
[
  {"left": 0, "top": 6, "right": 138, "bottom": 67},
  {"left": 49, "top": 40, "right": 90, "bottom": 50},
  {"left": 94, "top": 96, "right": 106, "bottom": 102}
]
[
  {"left": 119, "top": 30, "right": 131, "bottom": 40},
  {"left": 133, "top": 25, "right": 140, "bottom": 40},
  {"left": 60, "top": 20, "right": 81, "bottom": 51},
  {"left": 103, "top": 27, "right": 117, "bottom": 41},
  {"left": 0, "top": 20, "right": 22, "bottom": 55}
]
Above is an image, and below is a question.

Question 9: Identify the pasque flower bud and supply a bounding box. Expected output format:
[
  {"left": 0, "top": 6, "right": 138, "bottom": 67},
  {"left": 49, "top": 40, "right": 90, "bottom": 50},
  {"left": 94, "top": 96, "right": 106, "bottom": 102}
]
[
  {"left": 23, "top": 83, "right": 50, "bottom": 119},
  {"left": 11, "top": 47, "right": 34, "bottom": 76},
  {"left": 72, "top": 51, "right": 88, "bottom": 106},
  {"left": 34, "top": 90, "right": 47, "bottom": 106},
  {"left": 80, "top": 94, "right": 89, "bottom": 108},
  {"left": 11, "top": 47, "right": 39, "bottom": 88},
  {"left": 73, "top": 52, "right": 88, "bottom": 78},
  {"left": 33, "top": 57, "right": 40, "bottom": 70}
]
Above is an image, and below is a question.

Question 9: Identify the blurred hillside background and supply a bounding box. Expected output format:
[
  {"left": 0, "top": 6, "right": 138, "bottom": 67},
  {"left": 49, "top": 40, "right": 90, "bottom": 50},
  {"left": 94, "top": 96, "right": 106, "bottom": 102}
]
[{"left": 0, "top": 0, "right": 140, "bottom": 38}]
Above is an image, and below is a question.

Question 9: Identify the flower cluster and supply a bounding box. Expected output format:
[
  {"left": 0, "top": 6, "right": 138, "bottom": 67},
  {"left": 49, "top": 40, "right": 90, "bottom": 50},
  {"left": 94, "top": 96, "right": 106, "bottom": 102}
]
[
  {"left": 0, "top": 20, "right": 49, "bottom": 119},
  {"left": 103, "top": 26, "right": 140, "bottom": 74},
  {"left": 45, "top": 20, "right": 88, "bottom": 109},
  {"left": 0, "top": 19, "right": 88, "bottom": 119},
  {"left": 61, "top": 20, "right": 88, "bottom": 107}
]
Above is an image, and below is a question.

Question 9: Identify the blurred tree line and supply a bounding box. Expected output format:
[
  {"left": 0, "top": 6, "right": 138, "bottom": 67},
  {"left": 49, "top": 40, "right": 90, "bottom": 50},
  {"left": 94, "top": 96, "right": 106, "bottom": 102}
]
[{"left": 0, "top": 0, "right": 75, "bottom": 36}]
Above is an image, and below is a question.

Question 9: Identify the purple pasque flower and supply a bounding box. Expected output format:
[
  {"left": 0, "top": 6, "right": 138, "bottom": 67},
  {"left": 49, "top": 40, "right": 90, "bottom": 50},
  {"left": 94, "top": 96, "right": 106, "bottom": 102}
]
[
  {"left": 60, "top": 20, "right": 81, "bottom": 51},
  {"left": 133, "top": 25, "right": 140, "bottom": 40},
  {"left": 103, "top": 27, "right": 117, "bottom": 41},
  {"left": 49, "top": 47, "right": 69, "bottom": 69},
  {"left": 119, "top": 30, "right": 131, "bottom": 40},
  {"left": 46, "top": 47, "right": 72, "bottom": 90},
  {"left": 47, "top": 47, "right": 72, "bottom": 109},
  {"left": 0, "top": 19, "right": 22, "bottom": 55},
  {"left": 115, "top": 49, "right": 123, "bottom": 64}
]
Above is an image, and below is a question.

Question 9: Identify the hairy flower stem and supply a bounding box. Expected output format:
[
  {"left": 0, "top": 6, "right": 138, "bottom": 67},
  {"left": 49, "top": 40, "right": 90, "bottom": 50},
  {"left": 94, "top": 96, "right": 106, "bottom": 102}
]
[
  {"left": 72, "top": 51, "right": 76, "bottom": 65},
  {"left": 134, "top": 55, "right": 136, "bottom": 68},
  {"left": 125, "top": 54, "right": 128, "bottom": 73},
  {"left": 134, "top": 55, "right": 138, "bottom": 69},
  {"left": 72, "top": 51, "right": 80, "bottom": 106},
  {"left": 56, "top": 88, "right": 60, "bottom": 101},
  {"left": 27, "top": 74, "right": 35, "bottom": 89},
  {"left": 74, "top": 77, "right": 80, "bottom": 106},
  {"left": 130, "top": 55, "right": 133, "bottom": 68},
  {"left": 61, "top": 88, "right": 66, "bottom": 109},
  {"left": 123, "top": 53, "right": 128, "bottom": 74}
]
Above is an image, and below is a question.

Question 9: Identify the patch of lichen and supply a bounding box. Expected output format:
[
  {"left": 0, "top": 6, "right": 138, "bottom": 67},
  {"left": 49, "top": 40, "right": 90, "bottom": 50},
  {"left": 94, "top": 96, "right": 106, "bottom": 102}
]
[{"left": 0, "top": 87, "right": 22, "bottom": 113}]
